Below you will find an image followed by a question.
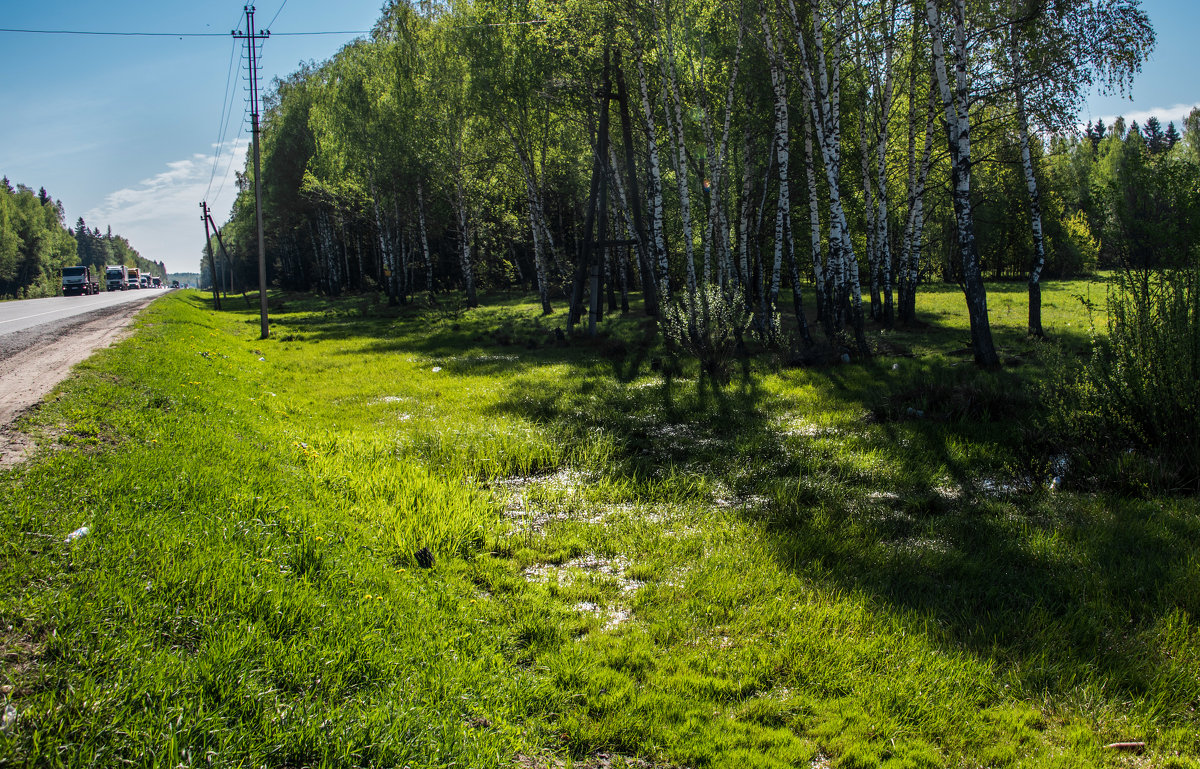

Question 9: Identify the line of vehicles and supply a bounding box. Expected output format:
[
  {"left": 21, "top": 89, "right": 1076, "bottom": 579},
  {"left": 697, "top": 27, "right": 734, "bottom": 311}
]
[{"left": 60, "top": 265, "right": 166, "bottom": 296}]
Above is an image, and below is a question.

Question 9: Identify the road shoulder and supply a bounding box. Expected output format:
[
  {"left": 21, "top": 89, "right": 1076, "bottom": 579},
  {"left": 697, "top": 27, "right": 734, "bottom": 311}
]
[{"left": 0, "top": 298, "right": 154, "bottom": 468}]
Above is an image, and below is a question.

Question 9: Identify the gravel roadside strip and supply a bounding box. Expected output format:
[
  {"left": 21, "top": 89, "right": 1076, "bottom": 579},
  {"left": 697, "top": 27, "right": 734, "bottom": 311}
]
[{"left": 0, "top": 297, "right": 157, "bottom": 467}]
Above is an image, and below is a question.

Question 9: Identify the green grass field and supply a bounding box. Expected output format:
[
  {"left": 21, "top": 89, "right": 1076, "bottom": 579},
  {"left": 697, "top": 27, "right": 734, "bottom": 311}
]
[{"left": 2, "top": 280, "right": 1197, "bottom": 768}]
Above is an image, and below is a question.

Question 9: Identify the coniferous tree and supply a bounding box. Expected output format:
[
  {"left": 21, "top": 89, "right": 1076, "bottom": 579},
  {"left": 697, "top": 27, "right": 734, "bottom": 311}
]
[
  {"left": 1145, "top": 115, "right": 1165, "bottom": 153},
  {"left": 1165, "top": 120, "right": 1181, "bottom": 149}
]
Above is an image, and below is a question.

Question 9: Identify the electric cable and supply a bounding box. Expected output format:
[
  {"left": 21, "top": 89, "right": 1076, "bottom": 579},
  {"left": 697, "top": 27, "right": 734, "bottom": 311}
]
[{"left": 205, "top": 38, "right": 243, "bottom": 201}]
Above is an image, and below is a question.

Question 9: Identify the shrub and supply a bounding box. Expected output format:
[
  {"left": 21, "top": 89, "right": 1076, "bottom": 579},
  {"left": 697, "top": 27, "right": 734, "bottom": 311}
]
[
  {"left": 661, "top": 283, "right": 751, "bottom": 381},
  {"left": 1047, "top": 265, "right": 1200, "bottom": 491}
]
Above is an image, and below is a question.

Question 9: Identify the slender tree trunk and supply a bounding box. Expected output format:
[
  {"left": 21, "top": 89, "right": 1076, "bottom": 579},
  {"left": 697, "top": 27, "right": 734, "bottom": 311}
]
[
  {"left": 417, "top": 181, "right": 433, "bottom": 296},
  {"left": 874, "top": 2, "right": 897, "bottom": 327},
  {"left": 802, "top": 111, "right": 828, "bottom": 335},
  {"left": 762, "top": 6, "right": 810, "bottom": 342},
  {"left": 454, "top": 176, "right": 476, "bottom": 308},
  {"left": 657, "top": 8, "right": 698, "bottom": 295},
  {"left": 900, "top": 86, "right": 936, "bottom": 324},
  {"left": 926, "top": 0, "right": 999, "bottom": 366},
  {"left": 1009, "top": 13, "right": 1047, "bottom": 338},
  {"left": 788, "top": 0, "right": 869, "bottom": 355},
  {"left": 737, "top": 128, "right": 754, "bottom": 303},
  {"left": 634, "top": 43, "right": 671, "bottom": 300},
  {"left": 859, "top": 100, "right": 881, "bottom": 321}
]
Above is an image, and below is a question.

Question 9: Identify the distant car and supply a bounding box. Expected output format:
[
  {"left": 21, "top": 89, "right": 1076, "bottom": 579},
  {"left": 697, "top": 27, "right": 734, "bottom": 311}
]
[{"left": 171, "top": 280, "right": 180, "bottom": 288}]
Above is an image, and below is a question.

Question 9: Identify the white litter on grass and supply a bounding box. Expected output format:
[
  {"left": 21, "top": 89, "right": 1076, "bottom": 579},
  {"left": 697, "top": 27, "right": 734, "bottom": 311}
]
[
  {"left": 64, "top": 526, "right": 89, "bottom": 544},
  {"left": 258, "top": 357, "right": 266, "bottom": 362},
  {"left": 523, "top": 555, "right": 641, "bottom": 631},
  {"left": 1, "top": 704, "right": 16, "bottom": 735},
  {"left": 431, "top": 366, "right": 442, "bottom": 373}
]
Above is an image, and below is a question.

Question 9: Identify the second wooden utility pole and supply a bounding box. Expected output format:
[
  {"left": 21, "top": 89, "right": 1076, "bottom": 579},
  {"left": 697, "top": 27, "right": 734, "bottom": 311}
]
[{"left": 201, "top": 201, "right": 221, "bottom": 311}]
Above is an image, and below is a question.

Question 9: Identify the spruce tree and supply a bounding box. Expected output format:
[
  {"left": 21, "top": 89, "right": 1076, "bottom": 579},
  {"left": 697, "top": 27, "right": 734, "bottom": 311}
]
[
  {"left": 1145, "top": 116, "right": 1165, "bottom": 153},
  {"left": 1165, "top": 121, "right": 1181, "bottom": 149}
]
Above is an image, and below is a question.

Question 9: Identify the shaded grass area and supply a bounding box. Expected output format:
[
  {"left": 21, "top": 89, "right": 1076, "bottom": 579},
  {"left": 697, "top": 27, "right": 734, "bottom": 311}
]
[{"left": 1, "top": 281, "right": 1198, "bottom": 768}]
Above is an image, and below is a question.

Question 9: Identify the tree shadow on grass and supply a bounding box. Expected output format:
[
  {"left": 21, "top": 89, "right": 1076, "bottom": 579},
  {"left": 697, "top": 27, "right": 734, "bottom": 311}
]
[
  {"left": 189, "top": 289, "right": 1197, "bottom": 713},
  {"left": 487, "top": 338, "right": 1199, "bottom": 718}
]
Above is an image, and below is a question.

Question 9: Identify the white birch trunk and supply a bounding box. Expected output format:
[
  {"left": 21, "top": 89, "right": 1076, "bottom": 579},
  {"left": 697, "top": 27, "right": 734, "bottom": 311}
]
[
  {"left": 656, "top": 8, "right": 698, "bottom": 295},
  {"left": 761, "top": 8, "right": 789, "bottom": 313},
  {"left": 417, "top": 181, "right": 433, "bottom": 295},
  {"left": 634, "top": 45, "right": 671, "bottom": 299},
  {"left": 802, "top": 106, "right": 826, "bottom": 328},
  {"left": 925, "top": 0, "right": 998, "bottom": 365},
  {"left": 1008, "top": 12, "right": 1047, "bottom": 336}
]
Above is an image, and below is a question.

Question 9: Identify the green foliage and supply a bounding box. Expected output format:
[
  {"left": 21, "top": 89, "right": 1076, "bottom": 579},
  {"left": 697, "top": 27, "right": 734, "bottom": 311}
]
[
  {"left": 0, "top": 183, "right": 75, "bottom": 298},
  {"left": 1047, "top": 265, "right": 1200, "bottom": 491}
]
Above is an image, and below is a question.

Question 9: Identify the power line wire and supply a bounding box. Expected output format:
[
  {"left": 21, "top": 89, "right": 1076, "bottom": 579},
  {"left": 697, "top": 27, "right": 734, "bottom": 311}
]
[
  {"left": 0, "top": 19, "right": 549, "bottom": 37},
  {"left": 267, "top": 0, "right": 289, "bottom": 31},
  {"left": 205, "top": 38, "right": 244, "bottom": 201},
  {"left": 0, "top": 27, "right": 367, "bottom": 37},
  {"left": 0, "top": 28, "right": 230, "bottom": 37}
]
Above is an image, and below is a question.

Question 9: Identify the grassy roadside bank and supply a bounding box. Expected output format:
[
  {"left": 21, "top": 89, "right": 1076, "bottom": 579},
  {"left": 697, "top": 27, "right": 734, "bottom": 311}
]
[{"left": 1, "top": 285, "right": 1197, "bottom": 768}]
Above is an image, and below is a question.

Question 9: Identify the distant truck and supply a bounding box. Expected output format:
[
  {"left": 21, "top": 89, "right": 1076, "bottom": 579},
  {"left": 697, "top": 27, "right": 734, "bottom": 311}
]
[
  {"left": 140, "top": 275, "right": 151, "bottom": 289},
  {"left": 61, "top": 265, "right": 99, "bottom": 296},
  {"left": 127, "top": 268, "right": 141, "bottom": 289},
  {"left": 105, "top": 265, "right": 128, "bottom": 291},
  {"left": 152, "top": 276, "right": 162, "bottom": 288}
]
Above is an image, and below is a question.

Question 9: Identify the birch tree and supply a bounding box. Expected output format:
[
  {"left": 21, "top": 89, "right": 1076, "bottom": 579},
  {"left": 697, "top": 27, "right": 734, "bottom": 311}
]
[{"left": 925, "top": 0, "right": 999, "bottom": 366}]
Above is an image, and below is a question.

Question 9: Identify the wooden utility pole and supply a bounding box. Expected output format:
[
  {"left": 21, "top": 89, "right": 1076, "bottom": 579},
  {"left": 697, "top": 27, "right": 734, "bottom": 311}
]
[
  {"left": 233, "top": 6, "right": 270, "bottom": 339},
  {"left": 201, "top": 201, "right": 221, "bottom": 310},
  {"left": 568, "top": 49, "right": 638, "bottom": 337}
]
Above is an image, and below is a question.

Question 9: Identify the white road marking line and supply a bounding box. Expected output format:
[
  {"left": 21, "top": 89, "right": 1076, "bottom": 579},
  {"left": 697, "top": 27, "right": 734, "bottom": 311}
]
[{"left": 0, "top": 297, "right": 124, "bottom": 326}]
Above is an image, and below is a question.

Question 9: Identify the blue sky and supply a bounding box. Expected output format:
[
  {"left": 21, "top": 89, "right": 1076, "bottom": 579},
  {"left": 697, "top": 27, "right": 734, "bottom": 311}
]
[{"left": 1, "top": 0, "right": 1197, "bottom": 273}]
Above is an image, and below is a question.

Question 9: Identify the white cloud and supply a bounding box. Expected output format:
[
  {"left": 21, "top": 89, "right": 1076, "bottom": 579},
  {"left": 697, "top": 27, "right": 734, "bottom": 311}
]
[
  {"left": 1093, "top": 101, "right": 1200, "bottom": 131},
  {"left": 83, "top": 138, "right": 249, "bottom": 273}
]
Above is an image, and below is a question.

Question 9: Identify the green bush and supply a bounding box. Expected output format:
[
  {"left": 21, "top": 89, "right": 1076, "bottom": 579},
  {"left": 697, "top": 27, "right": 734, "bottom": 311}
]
[
  {"left": 661, "top": 283, "right": 751, "bottom": 381},
  {"left": 1048, "top": 265, "right": 1200, "bottom": 491}
]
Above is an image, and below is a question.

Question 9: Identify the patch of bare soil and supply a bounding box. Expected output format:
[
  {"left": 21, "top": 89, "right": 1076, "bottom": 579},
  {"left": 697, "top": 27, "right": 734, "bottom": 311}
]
[{"left": 0, "top": 300, "right": 147, "bottom": 468}]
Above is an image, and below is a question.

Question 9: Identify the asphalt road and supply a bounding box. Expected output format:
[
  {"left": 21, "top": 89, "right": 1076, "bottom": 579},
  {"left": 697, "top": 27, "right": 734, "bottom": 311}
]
[
  {"left": 0, "top": 289, "right": 168, "bottom": 467},
  {"left": 0, "top": 289, "right": 164, "bottom": 338}
]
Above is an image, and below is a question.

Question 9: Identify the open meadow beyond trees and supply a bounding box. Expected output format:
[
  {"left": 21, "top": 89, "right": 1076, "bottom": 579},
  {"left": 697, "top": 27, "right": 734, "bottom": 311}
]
[{"left": 1, "top": 285, "right": 1198, "bottom": 768}]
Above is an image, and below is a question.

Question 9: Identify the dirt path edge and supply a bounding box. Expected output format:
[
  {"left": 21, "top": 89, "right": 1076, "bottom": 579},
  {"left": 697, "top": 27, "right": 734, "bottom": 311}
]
[{"left": 0, "top": 298, "right": 154, "bottom": 468}]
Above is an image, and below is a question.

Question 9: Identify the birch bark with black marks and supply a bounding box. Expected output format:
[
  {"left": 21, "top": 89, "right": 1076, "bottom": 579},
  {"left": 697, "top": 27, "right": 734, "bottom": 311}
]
[
  {"left": 417, "top": 181, "right": 433, "bottom": 295},
  {"left": 802, "top": 107, "right": 828, "bottom": 334},
  {"left": 695, "top": 16, "right": 743, "bottom": 291},
  {"left": 872, "top": 0, "right": 897, "bottom": 326},
  {"left": 787, "top": 0, "right": 869, "bottom": 355},
  {"left": 737, "top": 128, "right": 754, "bottom": 301},
  {"left": 607, "top": 144, "right": 641, "bottom": 308},
  {"left": 900, "top": 84, "right": 936, "bottom": 324},
  {"left": 1008, "top": 9, "right": 1047, "bottom": 338},
  {"left": 504, "top": 120, "right": 554, "bottom": 314},
  {"left": 656, "top": 1, "right": 698, "bottom": 296},
  {"left": 762, "top": 4, "right": 810, "bottom": 342},
  {"left": 925, "top": 0, "right": 999, "bottom": 366},
  {"left": 633, "top": 41, "right": 671, "bottom": 300},
  {"left": 370, "top": 183, "right": 395, "bottom": 305}
]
